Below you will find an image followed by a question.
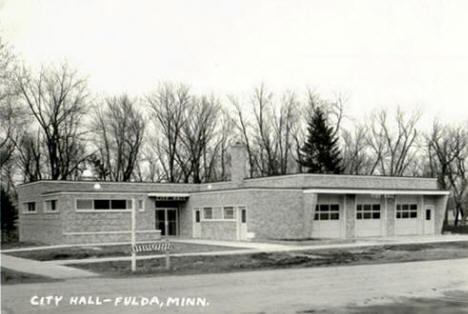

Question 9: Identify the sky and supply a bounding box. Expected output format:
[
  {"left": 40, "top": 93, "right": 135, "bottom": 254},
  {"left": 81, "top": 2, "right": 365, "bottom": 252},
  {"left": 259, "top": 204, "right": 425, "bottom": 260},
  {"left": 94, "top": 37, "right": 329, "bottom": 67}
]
[{"left": 1, "top": 0, "right": 468, "bottom": 128}]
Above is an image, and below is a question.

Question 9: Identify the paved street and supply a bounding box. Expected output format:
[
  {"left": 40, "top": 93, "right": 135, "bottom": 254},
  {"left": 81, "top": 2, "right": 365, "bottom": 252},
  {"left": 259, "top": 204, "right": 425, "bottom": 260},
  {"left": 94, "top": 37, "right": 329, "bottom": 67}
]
[{"left": 2, "top": 257, "right": 468, "bottom": 314}]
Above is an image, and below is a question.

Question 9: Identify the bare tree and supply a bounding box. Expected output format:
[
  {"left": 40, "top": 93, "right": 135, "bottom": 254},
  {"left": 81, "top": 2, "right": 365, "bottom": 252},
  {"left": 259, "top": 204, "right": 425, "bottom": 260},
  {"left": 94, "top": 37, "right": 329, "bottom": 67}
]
[
  {"left": 427, "top": 122, "right": 467, "bottom": 226},
  {"left": 15, "top": 63, "right": 90, "bottom": 180},
  {"left": 147, "top": 83, "right": 189, "bottom": 182},
  {"left": 178, "top": 95, "right": 220, "bottom": 183},
  {"left": 91, "top": 94, "right": 145, "bottom": 181},
  {"left": 341, "top": 124, "right": 373, "bottom": 175},
  {"left": 366, "top": 107, "right": 421, "bottom": 176}
]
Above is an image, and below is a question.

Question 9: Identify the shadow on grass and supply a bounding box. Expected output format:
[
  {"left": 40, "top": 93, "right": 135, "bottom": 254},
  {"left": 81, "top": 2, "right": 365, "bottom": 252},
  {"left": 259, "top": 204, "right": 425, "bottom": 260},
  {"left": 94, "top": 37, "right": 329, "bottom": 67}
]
[{"left": 1, "top": 267, "right": 62, "bottom": 285}]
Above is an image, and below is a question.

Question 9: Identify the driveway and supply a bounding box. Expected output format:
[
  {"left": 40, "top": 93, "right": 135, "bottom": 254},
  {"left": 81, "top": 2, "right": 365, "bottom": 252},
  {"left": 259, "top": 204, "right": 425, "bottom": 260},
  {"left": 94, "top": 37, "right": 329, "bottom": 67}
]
[{"left": 2, "top": 257, "right": 468, "bottom": 314}]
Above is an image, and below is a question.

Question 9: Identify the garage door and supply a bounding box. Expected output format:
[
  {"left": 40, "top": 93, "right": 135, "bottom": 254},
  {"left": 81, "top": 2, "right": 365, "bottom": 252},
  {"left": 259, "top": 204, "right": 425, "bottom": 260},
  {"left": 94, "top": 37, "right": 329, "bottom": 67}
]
[
  {"left": 395, "top": 203, "right": 418, "bottom": 235},
  {"left": 311, "top": 204, "right": 341, "bottom": 238},
  {"left": 355, "top": 204, "right": 382, "bottom": 237}
]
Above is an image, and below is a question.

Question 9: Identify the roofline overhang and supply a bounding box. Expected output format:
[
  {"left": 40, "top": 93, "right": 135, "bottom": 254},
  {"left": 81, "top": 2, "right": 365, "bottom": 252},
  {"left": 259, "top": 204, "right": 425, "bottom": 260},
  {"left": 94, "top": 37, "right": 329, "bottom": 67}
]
[
  {"left": 303, "top": 189, "right": 450, "bottom": 195},
  {"left": 147, "top": 193, "right": 190, "bottom": 197}
]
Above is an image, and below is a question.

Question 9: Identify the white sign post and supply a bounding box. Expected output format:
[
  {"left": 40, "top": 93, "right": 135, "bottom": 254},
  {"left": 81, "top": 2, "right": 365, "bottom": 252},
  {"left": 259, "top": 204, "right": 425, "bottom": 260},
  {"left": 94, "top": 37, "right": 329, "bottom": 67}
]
[{"left": 131, "top": 198, "right": 136, "bottom": 272}]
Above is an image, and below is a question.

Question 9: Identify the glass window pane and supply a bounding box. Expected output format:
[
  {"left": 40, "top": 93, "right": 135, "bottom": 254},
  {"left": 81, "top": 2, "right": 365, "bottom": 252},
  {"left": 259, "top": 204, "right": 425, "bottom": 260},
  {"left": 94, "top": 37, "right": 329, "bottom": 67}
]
[
  {"left": 357, "top": 205, "right": 362, "bottom": 212},
  {"left": 410, "top": 204, "right": 417, "bottom": 210},
  {"left": 364, "top": 204, "right": 371, "bottom": 211},
  {"left": 410, "top": 211, "right": 417, "bottom": 218},
  {"left": 373, "top": 212, "right": 380, "bottom": 219},
  {"left": 397, "top": 204, "right": 401, "bottom": 210},
  {"left": 320, "top": 213, "right": 329, "bottom": 220},
  {"left": 402, "top": 204, "right": 409, "bottom": 210},
  {"left": 402, "top": 211, "right": 409, "bottom": 218},
  {"left": 111, "top": 199, "right": 127, "bottom": 209},
  {"left": 320, "top": 205, "right": 329, "bottom": 212},
  {"left": 94, "top": 200, "right": 110, "bottom": 210},
  {"left": 77, "top": 199, "right": 93, "bottom": 210},
  {"left": 396, "top": 212, "right": 401, "bottom": 218},
  {"left": 241, "top": 209, "right": 247, "bottom": 223},
  {"left": 195, "top": 210, "right": 200, "bottom": 223},
  {"left": 330, "top": 213, "right": 339, "bottom": 220},
  {"left": 364, "top": 212, "right": 371, "bottom": 219},
  {"left": 330, "top": 204, "right": 339, "bottom": 212},
  {"left": 357, "top": 213, "right": 362, "bottom": 219},
  {"left": 203, "top": 207, "right": 212, "bottom": 219},
  {"left": 223, "top": 207, "right": 234, "bottom": 219},
  {"left": 372, "top": 204, "right": 380, "bottom": 211},
  {"left": 314, "top": 213, "right": 319, "bottom": 220}
]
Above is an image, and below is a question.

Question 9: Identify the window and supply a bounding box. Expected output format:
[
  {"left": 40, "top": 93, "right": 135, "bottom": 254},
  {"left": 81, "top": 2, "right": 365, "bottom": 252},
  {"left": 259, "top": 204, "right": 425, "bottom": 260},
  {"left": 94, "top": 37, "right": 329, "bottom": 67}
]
[
  {"left": 44, "top": 200, "right": 58, "bottom": 212},
  {"left": 76, "top": 199, "right": 132, "bottom": 211},
  {"left": 241, "top": 208, "right": 247, "bottom": 223},
  {"left": 138, "top": 199, "right": 144, "bottom": 211},
  {"left": 203, "top": 207, "right": 213, "bottom": 219},
  {"left": 356, "top": 204, "right": 380, "bottom": 220},
  {"left": 396, "top": 204, "right": 417, "bottom": 219},
  {"left": 314, "top": 204, "right": 340, "bottom": 220},
  {"left": 195, "top": 210, "right": 201, "bottom": 223},
  {"left": 223, "top": 206, "right": 235, "bottom": 220},
  {"left": 426, "top": 209, "right": 431, "bottom": 220},
  {"left": 24, "top": 202, "right": 36, "bottom": 213}
]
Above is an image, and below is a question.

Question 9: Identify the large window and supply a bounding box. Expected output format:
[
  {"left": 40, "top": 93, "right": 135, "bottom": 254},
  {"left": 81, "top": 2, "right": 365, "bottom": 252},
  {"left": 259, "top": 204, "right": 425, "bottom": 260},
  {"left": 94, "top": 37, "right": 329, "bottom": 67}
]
[
  {"left": 44, "top": 200, "right": 58, "bottom": 213},
  {"left": 396, "top": 204, "right": 417, "bottom": 219},
  {"left": 76, "top": 199, "right": 132, "bottom": 211},
  {"left": 24, "top": 202, "right": 36, "bottom": 213},
  {"left": 314, "top": 204, "right": 340, "bottom": 220},
  {"left": 356, "top": 204, "right": 380, "bottom": 220}
]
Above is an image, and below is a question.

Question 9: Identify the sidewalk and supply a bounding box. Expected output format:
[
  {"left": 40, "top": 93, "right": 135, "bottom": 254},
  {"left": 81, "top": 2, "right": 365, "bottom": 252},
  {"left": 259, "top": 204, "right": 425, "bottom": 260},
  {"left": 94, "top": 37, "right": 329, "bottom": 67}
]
[{"left": 1, "top": 254, "right": 99, "bottom": 279}]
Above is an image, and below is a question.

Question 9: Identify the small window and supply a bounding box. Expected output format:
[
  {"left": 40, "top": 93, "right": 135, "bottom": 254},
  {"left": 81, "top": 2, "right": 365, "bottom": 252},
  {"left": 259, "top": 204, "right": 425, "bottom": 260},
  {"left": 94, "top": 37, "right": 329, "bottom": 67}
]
[
  {"left": 223, "top": 206, "right": 235, "bottom": 220},
  {"left": 203, "top": 207, "right": 213, "bottom": 220},
  {"left": 111, "top": 199, "right": 127, "bottom": 210},
  {"left": 44, "top": 200, "right": 57, "bottom": 212},
  {"left": 396, "top": 203, "right": 417, "bottom": 219},
  {"left": 241, "top": 208, "right": 247, "bottom": 223},
  {"left": 138, "top": 199, "right": 144, "bottom": 211},
  {"left": 24, "top": 202, "right": 36, "bottom": 213},
  {"left": 195, "top": 210, "right": 200, "bottom": 223},
  {"left": 426, "top": 209, "right": 431, "bottom": 220}
]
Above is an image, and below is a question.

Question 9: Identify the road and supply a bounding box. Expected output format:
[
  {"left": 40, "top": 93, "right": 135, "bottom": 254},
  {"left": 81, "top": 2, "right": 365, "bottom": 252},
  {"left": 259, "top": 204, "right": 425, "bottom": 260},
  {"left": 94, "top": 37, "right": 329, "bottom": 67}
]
[{"left": 2, "top": 258, "right": 468, "bottom": 314}]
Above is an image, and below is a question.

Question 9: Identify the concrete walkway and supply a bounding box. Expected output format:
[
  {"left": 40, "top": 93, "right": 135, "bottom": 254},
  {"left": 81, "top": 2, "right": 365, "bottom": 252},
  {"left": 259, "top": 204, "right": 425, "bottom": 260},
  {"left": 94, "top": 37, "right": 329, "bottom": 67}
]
[{"left": 1, "top": 254, "right": 99, "bottom": 279}]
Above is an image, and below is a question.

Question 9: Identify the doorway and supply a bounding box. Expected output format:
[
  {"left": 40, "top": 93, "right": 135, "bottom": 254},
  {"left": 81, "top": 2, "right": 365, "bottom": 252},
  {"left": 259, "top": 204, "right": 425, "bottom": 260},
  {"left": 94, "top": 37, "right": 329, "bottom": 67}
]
[
  {"left": 424, "top": 206, "right": 435, "bottom": 235},
  {"left": 155, "top": 208, "right": 178, "bottom": 236}
]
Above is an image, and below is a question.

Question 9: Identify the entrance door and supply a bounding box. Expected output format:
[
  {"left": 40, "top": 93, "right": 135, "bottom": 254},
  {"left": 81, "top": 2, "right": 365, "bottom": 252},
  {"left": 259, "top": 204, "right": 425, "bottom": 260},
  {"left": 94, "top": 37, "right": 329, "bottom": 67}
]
[
  {"left": 155, "top": 208, "right": 178, "bottom": 236},
  {"left": 238, "top": 207, "right": 248, "bottom": 240},
  {"left": 193, "top": 208, "right": 201, "bottom": 238},
  {"left": 424, "top": 206, "right": 435, "bottom": 235}
]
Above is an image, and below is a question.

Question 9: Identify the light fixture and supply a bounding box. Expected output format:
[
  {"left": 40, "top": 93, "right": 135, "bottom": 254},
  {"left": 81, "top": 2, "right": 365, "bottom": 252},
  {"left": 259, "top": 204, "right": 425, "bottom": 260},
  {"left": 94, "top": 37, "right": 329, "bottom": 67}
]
[{"left": 93, "top": 183, "right": 102, "bottom": 190}]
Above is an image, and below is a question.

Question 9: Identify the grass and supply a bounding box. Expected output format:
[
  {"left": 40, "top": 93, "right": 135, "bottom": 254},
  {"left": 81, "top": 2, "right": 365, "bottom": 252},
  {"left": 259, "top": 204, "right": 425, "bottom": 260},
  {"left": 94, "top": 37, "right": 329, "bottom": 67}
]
[
  {"left": 69, "top": 241, "right": 468, "bottom": 277},
  {"left": 1, "top": 267, "right": 60, "bottom": 285},
  {"left": 4, "top": 242, "right": 245, "bottom": 261}
]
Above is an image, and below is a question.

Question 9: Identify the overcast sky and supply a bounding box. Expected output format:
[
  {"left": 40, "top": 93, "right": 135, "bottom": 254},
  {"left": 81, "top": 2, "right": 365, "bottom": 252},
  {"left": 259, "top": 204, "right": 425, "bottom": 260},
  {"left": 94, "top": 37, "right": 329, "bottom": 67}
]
[{"left": 1, "top": 0, "right": 468, "bottom": 128}]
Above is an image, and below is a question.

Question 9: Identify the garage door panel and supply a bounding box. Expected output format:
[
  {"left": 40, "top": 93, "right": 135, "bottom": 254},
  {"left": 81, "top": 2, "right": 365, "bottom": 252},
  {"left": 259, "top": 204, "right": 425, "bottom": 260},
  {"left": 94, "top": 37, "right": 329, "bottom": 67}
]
[
  {"left": 311, "top": 221, "right": 341, "bottom": 238},
  {"left": 356, "top": 220, "right": 381, "bottom": 237}
]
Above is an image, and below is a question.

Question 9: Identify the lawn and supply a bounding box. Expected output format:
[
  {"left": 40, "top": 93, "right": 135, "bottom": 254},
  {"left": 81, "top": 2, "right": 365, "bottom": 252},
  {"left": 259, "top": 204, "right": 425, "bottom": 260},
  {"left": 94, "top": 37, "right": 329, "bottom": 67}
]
[
  {"left": 4, "top": 242, "right": 246, "bottom": 261},
  {"left": 1, "top": 267, "right": 60, "bottom": 285},
  {"left": 0, "top": 241, "right": 45, "bottom": 250},
  {"left": 443, "top": 224, "right": 468, "bottom": 234},
  {"left": 69, "top": 241, "right": 468, "bottom": 277}
]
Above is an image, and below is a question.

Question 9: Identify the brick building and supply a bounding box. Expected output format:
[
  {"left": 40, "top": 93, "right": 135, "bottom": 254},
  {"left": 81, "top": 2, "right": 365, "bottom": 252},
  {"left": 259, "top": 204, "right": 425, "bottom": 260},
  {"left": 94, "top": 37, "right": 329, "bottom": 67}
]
[{"left": 17, "top": 144, "right": 450, "bottom": 244}]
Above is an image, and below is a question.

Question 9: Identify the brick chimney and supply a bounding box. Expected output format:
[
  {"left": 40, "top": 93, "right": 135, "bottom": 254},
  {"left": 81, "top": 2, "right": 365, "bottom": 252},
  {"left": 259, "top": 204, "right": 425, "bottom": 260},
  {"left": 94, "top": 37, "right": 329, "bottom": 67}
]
[{"left": 230, "top": 141, "right": 246, "bottom": 184}]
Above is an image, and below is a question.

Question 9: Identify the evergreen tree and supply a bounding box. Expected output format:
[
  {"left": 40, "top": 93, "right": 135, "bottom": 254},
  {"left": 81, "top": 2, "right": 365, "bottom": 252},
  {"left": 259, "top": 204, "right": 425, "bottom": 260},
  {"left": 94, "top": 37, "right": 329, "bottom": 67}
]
[
  {"left": 299, "top": 106, "right": 343, "bottom": 174},
  {"left": 1, "top": 187, "right": 17, "bottom": 242}
]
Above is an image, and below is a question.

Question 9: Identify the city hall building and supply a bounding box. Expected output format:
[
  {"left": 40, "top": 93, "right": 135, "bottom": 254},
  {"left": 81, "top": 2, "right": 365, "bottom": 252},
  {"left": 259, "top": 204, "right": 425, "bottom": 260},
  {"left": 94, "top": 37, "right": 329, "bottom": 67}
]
[{"left": 17, "top": 144, "right": 450, "bottom": 245}]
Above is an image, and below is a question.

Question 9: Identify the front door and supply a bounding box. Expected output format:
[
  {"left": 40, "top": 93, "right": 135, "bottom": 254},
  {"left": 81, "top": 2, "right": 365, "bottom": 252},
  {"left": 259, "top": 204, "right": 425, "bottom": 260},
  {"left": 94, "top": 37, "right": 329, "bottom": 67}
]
[
  {"left": 238, "top": 207, "right": 248, "bottom": 240},
  {"left": 424, "top": 206, "right": 435, "bottom": 235},
  {"left": 155, "top": 208, "right": 178, "bottom": 236}
]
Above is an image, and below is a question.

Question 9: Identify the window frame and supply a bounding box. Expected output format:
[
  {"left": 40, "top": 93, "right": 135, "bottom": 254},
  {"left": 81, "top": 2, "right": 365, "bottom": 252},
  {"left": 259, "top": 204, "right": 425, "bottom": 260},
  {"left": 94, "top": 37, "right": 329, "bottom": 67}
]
[
  {"left": 23, "top": 202, "right": 37, "bottom": 214},
  {"left": 356, "top": 203, "right": 381, "bottom": 220},
  {"left": 75, "top": 198, "right": 133, "bottom": 212},
  {"left": 202, "top": 207, "right": 213, "bottom": 220},
  {"left": 314, "top": 203, "right": 340, "bottom": 221},
  {"left": 396, "top": 203, "right": 418, "bottom": 219},
  {"left": 222, "top": 206, "right": 236, "bottom": 220},
  {"left": 43, "top": 199, "right": 59, "bottom": 213}
]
